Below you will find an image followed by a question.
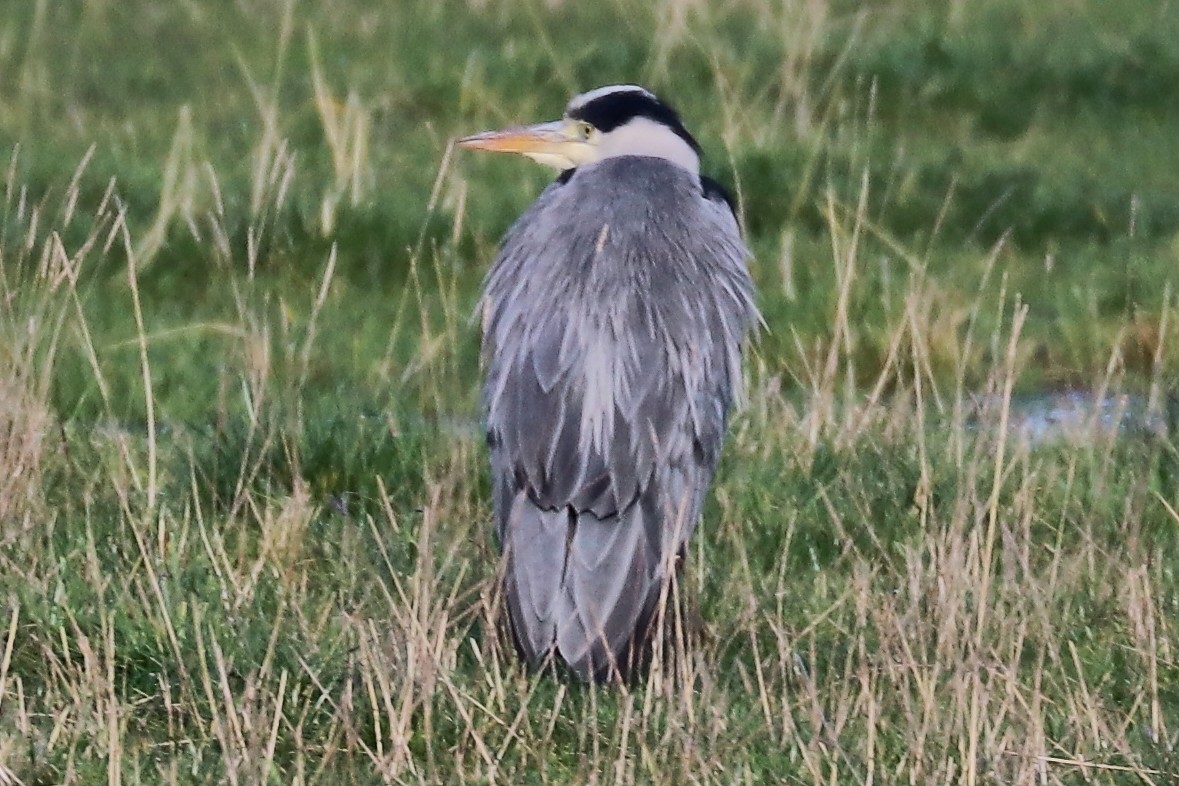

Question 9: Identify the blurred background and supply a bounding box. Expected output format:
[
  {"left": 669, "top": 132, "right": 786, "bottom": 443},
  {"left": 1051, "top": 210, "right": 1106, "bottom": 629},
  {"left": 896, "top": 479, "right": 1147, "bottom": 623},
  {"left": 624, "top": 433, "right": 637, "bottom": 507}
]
[{"left": 2, "top": 0, "right": 1177, "bottom": 423}]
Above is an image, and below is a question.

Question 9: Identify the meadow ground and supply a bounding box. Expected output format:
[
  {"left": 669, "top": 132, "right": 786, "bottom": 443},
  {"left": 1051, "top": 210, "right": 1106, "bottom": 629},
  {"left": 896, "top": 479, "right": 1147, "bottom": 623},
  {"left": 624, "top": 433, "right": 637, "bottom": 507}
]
[{"left": 0, "top": 0, "right": 1177, "bottom": 783}]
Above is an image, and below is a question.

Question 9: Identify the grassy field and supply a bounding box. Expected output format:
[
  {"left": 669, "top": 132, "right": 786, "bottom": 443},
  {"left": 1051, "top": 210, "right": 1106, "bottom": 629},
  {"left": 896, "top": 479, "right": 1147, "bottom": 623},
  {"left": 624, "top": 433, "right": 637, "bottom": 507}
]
[{"left": 1, "top": 0, "right": 1178, "bottom": 783}]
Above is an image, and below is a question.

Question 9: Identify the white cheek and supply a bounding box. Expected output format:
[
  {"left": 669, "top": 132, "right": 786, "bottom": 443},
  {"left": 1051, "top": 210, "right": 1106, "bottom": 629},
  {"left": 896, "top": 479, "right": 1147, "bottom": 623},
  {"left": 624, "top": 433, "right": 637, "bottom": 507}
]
[{"left": 597, "top": 118, "right": 699, "bottom": 173}]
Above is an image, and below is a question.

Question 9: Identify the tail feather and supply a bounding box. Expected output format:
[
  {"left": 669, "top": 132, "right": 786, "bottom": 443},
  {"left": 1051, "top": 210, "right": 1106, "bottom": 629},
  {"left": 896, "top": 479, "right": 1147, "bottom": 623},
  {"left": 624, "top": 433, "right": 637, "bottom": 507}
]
[
  {"left": 502, "top": 489, "right": 670, "bottom": 681},
  {"left": 502, "top": 495, "right": 567, "bottom": 663},
  {"left": 558, "top": 506, "right": 656, "bottom": 678}
]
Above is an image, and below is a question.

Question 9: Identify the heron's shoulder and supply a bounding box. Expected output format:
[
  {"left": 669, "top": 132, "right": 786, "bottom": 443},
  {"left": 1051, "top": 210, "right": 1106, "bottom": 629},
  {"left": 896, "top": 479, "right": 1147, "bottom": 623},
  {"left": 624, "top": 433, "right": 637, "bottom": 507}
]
[{"left": 700, "top": 175, "right": 737, "bottom": 219}]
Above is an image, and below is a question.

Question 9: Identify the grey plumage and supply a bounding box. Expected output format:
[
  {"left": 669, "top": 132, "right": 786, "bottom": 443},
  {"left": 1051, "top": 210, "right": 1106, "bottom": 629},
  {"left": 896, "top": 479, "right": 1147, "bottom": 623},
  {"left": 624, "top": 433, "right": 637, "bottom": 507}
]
[{"left": 464, "top": 86, "right": 758, "bottom": 682}]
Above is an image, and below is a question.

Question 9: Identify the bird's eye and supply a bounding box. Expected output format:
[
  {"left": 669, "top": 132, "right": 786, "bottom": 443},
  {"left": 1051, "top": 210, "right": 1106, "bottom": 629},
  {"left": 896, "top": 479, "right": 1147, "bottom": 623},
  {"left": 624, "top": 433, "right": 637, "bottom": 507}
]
[{"left": 576, "top": 121, "right": 594, "bottom": 140}]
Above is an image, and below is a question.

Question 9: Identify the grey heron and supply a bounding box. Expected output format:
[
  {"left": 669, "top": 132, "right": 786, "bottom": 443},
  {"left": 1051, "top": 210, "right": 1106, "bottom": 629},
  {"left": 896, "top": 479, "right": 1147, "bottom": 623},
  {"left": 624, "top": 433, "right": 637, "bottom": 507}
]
[{"left": 459, "top": 84, "right": 758, "bottom": 682}]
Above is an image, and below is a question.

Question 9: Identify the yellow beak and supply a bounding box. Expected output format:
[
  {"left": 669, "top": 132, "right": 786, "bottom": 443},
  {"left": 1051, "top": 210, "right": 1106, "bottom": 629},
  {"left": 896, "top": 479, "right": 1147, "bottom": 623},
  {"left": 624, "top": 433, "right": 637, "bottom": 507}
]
[{"left": 457, "top": 121, "right": 590, "bottom": 169}]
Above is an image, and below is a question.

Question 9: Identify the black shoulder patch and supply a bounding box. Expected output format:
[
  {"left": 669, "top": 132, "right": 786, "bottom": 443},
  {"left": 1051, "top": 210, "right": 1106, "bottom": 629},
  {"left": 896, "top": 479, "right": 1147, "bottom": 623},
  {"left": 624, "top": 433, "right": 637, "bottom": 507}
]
[
  {"left": 569, "top": 92, "right": 702, "bottom": 155},
  {"left": 555, "top": 168, "right": 577, "bottom": 185},
  {"left": 701, "top": 175, "right": 739, "bottom": 221}
]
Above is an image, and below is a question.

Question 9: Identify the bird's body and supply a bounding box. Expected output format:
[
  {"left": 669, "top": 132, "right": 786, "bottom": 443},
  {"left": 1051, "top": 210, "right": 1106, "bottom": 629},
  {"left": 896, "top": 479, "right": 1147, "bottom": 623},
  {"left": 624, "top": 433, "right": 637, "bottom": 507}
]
[{"left": 461, "top": 86, "right": 757, "bottom": 681}]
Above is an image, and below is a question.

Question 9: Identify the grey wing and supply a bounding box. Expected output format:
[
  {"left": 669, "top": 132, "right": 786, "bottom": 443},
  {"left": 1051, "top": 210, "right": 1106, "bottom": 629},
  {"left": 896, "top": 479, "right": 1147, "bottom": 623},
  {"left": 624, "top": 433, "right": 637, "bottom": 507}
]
[{"left": 480, "top": 181, "right": 757, "bottom": 679}]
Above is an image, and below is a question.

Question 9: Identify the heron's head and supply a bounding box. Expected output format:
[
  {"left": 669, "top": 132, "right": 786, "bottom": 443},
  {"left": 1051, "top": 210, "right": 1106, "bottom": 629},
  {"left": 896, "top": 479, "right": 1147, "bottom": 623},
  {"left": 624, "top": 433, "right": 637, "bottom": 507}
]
[{"left": 458, "top": 84, "right": 701, "bottom": 174}]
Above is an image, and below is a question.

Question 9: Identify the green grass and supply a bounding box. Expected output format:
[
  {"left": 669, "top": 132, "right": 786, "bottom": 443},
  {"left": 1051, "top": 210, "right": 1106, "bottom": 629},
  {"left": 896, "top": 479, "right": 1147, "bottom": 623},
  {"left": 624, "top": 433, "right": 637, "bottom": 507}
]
[{"left": 1, "top": 0, "right": 1178, "bottom": 783}]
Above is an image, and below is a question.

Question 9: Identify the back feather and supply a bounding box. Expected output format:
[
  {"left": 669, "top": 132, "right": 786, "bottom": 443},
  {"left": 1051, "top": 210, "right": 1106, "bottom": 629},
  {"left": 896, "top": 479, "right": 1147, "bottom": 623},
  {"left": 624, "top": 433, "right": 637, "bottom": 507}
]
[{"left": 482, "top": 156, "right": 757, "bottom": 681}]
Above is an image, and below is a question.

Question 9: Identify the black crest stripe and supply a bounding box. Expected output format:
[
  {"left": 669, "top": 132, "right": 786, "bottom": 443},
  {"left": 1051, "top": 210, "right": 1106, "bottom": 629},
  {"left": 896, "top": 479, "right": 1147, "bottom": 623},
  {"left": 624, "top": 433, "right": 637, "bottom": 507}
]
[{"left": 569, "top": 92, "right": 702, "bottom": 155}]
